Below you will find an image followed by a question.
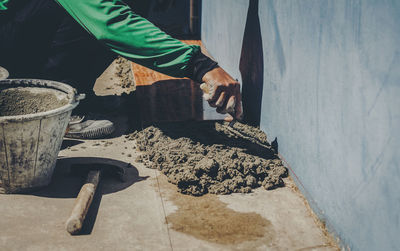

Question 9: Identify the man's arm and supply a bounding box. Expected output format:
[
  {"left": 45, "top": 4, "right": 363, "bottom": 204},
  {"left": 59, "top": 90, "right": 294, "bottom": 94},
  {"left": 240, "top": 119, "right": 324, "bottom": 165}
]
[
  {"left": 56, "top": 0, "right": 242, "bottom": 120},
  {"left": 55, "top": 0, "right": 216, "bottom": 81},
  {"left": 0, "top": 0, "right": 9, "bottom": 10}
]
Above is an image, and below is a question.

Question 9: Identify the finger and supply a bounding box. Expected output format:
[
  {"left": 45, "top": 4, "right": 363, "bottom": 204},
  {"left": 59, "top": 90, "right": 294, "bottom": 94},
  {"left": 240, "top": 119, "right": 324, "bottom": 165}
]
[
  {"left": 234, "top": 84, "right": 243, "bottom": 120},
  {"left": 208, "top": 87, "right": 224, "bottom": 108},
  {"left": 208, "top": 100, "right": 218, "bottom": 108},
  {"left": 224, "top": 114, "right": 234, "bottom": 122},
  {"left": 226, "top": 95, "right": 236, "bottom": 114},
  {"left": 215, "top": 91, "right": 227, "bottom": 107},
  {"left": 209, "top": 84, "right": 224, "bottom": 104},
  {"left": 199, "top": 83, "right": 209, "bottom": 93},
  {"left": 200, "top": 83, "right": 212, "bottom": 102},
  {"left": 235, "top": 102, "right": 243, "bottom": 120}
]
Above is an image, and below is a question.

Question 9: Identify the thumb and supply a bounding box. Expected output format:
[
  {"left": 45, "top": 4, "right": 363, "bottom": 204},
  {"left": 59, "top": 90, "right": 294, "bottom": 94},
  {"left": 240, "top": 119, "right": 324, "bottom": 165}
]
[{"left": 200, "top": 83, "right": 212, "bottom": 101}]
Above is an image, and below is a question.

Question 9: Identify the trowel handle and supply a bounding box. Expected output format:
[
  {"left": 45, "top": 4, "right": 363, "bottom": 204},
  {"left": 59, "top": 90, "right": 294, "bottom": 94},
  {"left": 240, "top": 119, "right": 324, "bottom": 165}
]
[{"left": 66, "top": 170, "right": 100, "bottom": 235}]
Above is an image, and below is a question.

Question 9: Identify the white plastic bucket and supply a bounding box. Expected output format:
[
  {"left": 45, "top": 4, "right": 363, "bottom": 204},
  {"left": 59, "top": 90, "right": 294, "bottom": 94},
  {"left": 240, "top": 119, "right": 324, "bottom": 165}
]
[{"left": 0, "top": 79, "right": 84, "bottom": 193}]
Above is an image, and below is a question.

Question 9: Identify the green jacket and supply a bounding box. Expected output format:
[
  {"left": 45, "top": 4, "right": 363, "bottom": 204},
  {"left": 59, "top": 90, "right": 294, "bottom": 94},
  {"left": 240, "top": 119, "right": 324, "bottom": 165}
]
[{"left": 0, "top": 0, "right": 202, "bottom": 79}]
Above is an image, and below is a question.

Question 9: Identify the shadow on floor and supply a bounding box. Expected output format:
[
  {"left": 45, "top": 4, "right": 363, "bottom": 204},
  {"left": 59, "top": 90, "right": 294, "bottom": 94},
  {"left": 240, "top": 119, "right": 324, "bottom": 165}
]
[
  {"left": 60, "top": 139, "right": 84, "bottom": 150},
  {"left": 31, "top": 157, "right": 148, "bottom": 198},
  {"left": 28, "top": 157, "right": 149, "bottom": 235}
]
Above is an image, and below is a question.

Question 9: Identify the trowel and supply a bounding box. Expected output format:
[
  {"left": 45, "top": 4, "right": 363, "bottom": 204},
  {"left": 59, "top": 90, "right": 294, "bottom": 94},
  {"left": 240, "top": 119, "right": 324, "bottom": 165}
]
[{"left": 200, "top": 82, "right": 275, "bottom": 152}]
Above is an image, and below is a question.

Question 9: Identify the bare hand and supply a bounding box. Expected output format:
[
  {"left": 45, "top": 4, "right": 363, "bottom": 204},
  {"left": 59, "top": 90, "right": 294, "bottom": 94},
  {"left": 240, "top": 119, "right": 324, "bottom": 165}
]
[{"left": 201, "top": 67, "right": 243, "bottom": 121}]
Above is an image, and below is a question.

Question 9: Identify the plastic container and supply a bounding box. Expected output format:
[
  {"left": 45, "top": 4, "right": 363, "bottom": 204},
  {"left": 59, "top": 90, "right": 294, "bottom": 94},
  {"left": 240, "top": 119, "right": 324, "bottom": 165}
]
[{"left": 0, "top": 79, "right": 84, "bottom": 193}]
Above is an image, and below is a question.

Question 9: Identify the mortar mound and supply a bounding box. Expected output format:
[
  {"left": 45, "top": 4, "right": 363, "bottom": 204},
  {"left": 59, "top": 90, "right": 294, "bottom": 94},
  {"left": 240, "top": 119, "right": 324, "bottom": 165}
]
[
  {"left": 115, "top": 57, "right": 134, "bottom": 89},
  {"left": 128, "top": 121, "right": 288, "bottom": 196}
]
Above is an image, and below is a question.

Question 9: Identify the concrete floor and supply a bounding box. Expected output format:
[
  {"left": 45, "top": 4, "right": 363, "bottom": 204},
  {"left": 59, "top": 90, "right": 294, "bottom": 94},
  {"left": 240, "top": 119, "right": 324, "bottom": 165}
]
[
  {"left": 0, "top": 132, "right": 338, "bottom": 250},
  {"left": 0, "top": 61, "right": 338, "bottom": 250}
]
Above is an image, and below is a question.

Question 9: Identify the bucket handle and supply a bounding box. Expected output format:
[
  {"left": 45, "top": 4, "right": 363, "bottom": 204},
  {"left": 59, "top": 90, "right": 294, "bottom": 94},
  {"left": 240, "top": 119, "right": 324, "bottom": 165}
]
[{"left": 74, "top": 93, "right": 86, "bottom": 102}]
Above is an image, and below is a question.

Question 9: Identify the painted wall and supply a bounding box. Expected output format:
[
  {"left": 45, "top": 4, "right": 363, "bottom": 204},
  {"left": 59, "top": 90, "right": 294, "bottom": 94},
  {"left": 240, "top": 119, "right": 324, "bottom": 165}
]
[{"left": 202, "top": 0, "right": 400, "bottom": 250}]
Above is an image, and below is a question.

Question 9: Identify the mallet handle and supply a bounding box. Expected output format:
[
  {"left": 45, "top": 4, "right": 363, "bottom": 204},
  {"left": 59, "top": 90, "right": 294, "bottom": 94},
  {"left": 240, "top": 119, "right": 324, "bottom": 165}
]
[{"left": 66, "top": 170, "right": 100, "bottom": 235}]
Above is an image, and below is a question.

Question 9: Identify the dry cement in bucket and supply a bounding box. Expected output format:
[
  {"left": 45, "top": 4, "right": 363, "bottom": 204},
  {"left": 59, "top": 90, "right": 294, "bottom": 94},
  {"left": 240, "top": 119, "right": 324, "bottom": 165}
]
[{"left": 0, "top": 79, "right": 82, "bottom": 193}]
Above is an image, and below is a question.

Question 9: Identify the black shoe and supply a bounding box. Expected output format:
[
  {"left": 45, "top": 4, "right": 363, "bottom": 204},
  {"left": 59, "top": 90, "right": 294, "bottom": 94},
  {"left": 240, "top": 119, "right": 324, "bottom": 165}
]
[{"left": 65, "top": 115, "right": 115, "bottom": 139}]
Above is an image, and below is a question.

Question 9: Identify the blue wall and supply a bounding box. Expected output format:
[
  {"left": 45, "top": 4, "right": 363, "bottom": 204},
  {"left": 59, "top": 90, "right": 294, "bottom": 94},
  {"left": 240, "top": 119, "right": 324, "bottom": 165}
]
[{"left": 202, "top": 1, "right": 400, "bottom": 250}]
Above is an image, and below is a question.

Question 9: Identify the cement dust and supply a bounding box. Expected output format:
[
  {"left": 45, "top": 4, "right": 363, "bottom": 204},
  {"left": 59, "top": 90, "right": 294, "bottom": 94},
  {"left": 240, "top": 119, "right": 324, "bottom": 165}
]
[
  {"left": 129, "top": 121, "right": 288, "bottom": 196},
  {"left": 157, "top": 175, "right": 275, "bottom": 246},
  {"left": 0, "top": 87, "right": 68, "bottom": 116}
]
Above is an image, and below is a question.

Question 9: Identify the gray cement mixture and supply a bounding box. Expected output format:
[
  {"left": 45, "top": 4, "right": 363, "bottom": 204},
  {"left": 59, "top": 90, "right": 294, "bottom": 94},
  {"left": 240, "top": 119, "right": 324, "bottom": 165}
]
[
  {"left": 128, "top": 121, "right": 288, "bottom": 196},
  {"left": 0, "top": 87, "right": 68, "bottom": 116},
  {"left": 115, "top": 57, "right": 134, "bottom": 89}
]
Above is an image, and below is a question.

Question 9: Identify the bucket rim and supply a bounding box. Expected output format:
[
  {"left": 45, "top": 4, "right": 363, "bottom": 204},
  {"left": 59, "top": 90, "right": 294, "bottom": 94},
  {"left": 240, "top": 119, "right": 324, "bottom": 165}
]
[
  {"left": 0, "top": 66, "right": 9, "bottom": 80},
  {"left": 0, "top": 79, "right": 83, "bottom": 123}
]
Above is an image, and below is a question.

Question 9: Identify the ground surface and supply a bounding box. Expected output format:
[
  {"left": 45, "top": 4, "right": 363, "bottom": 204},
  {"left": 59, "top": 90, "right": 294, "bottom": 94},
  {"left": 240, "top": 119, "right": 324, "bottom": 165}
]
[{"left": 0, "top": 131, "right": 338, "bottom": 250}]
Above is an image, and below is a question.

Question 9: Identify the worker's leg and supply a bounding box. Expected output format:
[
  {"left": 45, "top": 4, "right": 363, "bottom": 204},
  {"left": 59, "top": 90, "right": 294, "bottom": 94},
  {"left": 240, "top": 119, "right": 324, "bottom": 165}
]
[{"left": 42, "top": 13, "right": 117, "bottom": 97}]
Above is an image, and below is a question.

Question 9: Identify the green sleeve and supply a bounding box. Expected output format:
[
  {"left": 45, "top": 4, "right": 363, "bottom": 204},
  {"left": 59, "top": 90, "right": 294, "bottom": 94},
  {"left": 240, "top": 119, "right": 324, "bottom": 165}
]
[
  {"left": 55, "top": 0, "right": 200, "bottom": 78},
  {"left": 0, "top": 0, "right": 9, "bottom": 10}
]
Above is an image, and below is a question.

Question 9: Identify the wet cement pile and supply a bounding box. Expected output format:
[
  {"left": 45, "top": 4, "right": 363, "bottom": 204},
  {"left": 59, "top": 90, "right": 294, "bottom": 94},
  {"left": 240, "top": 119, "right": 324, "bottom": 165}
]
[
  {"left": 128, "top": 121, "right": 288, "bottom": 196},
  {"left": 115, "top": 57, "right": 134, "bottom": 89},
  {"left": 0, "top": 88, "right": 68, "bottom": 116}
]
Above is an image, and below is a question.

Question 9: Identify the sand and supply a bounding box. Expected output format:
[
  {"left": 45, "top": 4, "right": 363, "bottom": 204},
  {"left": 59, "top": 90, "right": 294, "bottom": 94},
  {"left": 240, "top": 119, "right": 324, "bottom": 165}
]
[
  {"left": 0, "top": 87, "right": 68, "bottom": 116},
  {"left": 128, "top": 121, "right": 288, "bottom": 196}
]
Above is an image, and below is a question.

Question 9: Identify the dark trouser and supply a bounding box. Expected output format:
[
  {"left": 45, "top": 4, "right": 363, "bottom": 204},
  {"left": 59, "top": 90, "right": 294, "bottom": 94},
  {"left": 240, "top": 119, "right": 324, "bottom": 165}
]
[{"left": 0, "top": 0, "right": 116, "bottom": 96}]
